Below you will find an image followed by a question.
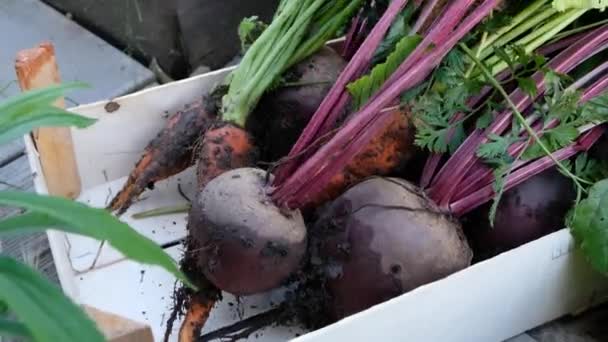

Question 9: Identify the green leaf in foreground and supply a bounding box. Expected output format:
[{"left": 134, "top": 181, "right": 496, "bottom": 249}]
[
  {"left": 0, "top": 82, "right": 96, "bottom": 145},
  {"left": 568, "top": 179, "right": 608, "bottom": 275},
  {"left": 0, "top": 257, "right": 104, "bottom": 342},
  {"left": 0, "top": 317, "right": 31, "bottom": 338},
  {"left": 347, "top": 34, "right": 422, "bottom": 110},
  {"left": 0, "top": 191, "right": 194, "bottom": 289}
]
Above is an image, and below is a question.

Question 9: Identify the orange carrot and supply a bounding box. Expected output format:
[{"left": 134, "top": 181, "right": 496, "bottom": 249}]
[
  {"left": 177, "top": 294, "right": 215, "bottom": 342},
  {"left": 306, "top": 108, "right": 414, "bottom": 208},
  {"left": 109, "top": 102, "right": 214, "bottom": 214},
  {"left": 196, "top": 122, "right": 258, "bottom": 187}
]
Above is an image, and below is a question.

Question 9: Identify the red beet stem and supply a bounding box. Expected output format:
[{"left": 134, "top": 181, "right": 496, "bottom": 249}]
[
  {"left": 273, "top": 0, "right": 412, "bottom": 185},
  {"left": 451, "top": 126, "right": 606, "bottom": 216},
  {"left": 412, "top": 0, "right": 442, "bottom": 34},
  {"left": 342, "top": 12, "right": 364, "bottom": 59},
  {"left": 451, "top": 59, "right": 608, "bottom": 198},
  {"left": 451, "top": 71, "right": 608, "bottom": 214},
  {"left": 536, "top": 31, "right": 588, "bottom": 56},
  {"left": 273, "top": 0, "right": 501, "bottom": 208},
  {"left": 428, "top": 25, "right": 608, "bottom": 205}
]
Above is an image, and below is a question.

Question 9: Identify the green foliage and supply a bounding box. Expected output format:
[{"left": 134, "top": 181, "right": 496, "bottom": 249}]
[
  {"left": 523, "top": 126, "right": 580, "bottom": 159},
  {"left": 0, "top": 192, "right": 191, "bottom": 287},
  {"left": 223, "top": 0, "right": 363, "bottom": 126},
  {"left": 0, "top": 83, "right": 95, "bottom": 145},
  {"left": 347, "top": 34, "right": 421, "bottom": 110},
  {"left": 568, "top": 179, "right": 608, "bottom": 275},
  {"left": 475, "top": 111, "right": 494, "bottom": 129},
  {"left": 0, "top": 317, "right": 31, "bottom": 339},
  {"left": 477, "top": 134, "right": 518, "bottom": 162},
  {"left": 559, "top": 153, "right": 608, "bottom": 187},
  {"left": 524, "top": 91, "right": 608, "bottom": 159},
  {"left": 413, "top": 50, "right": 480, "bottom": 154},
  {"left": 0, "top": 257, "right": 105, "bottom": 342},
  {"left": 489, "top": 163, "right": 513, "bottom": 227}
]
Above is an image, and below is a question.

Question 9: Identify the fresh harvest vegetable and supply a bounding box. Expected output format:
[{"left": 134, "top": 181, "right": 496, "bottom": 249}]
[
  {"left": 190, "top": 168, "right": 307, "bottom": 295},
  {"left": 305, "top": 108, "right": 414, "bottom": 208},
  {"left": 110, "top": 0, "right": 361, "bottom": 215},
  {"left": 140, "top": 1, "right": 607, "bottom": 340},
  {"left": 466, "top": 168, "right": 576, "bottom": 258},
  {"left": 314, "top": 177, "right": 471, "bottom": 318},
  {"left": 195, "top": 123, "right": 259, "bottom": 187},
  {"left": 109, "top": 102, "right": 214, "bottom": 214},
  {"left": 185, "top": 0, "right": 362, "bottom": 292}
]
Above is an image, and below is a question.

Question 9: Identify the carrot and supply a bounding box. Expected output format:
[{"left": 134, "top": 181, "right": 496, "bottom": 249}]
[
  {"left": 170, "top": 238, "right": 221, "bottom": 342},
  {"left": 177, "top": 295, "right": 215, "bottom": 342},
  {"left": 196, "top": 122, "right": 258, "bottom": 187},
  {"left": 109, "top": 102, "right": 214, "bottom": 214},
  {"left": 305, "top": 108, "right": 414, "bottom": 208}
]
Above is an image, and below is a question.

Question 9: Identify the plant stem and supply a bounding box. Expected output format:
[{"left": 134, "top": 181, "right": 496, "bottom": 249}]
[
  {"left": 479, "top": 6, "right": 556, "bottom": 61},
  {"left": 477, "top": 0, "right": 548, "bottom": 56},
  {"left": 222, "top": 0, "right": 362, "bottom": 127},
  {"left": 131, "top": 204, "right": 191, "bottom": 219},
  {"left": 465, "top": 31, "right": 488, "bottom": 78},
  {"left": 273, "top": 0, "right": 412, "bottom": 185},
  {"left": 461, "top": 44, "right": 587, "bottom": 194},
  {"left": 451, "top": 126, "right": 605, "bottom": 216},
  {"left": 485, "top": 9, "right": 586, "bottom": 76},
  {"left": 549, "top": 17, "right": 608, "bottom": 44},
  {"left": 273, "top": 0, "right": 501, "bottom": 207},
  {"left": 429, "top": 25, "right": 608, "bottom": 201}
]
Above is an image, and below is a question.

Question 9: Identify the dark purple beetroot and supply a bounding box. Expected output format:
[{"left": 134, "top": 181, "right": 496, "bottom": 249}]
[
  {"left": 189, "top": 167, "right": 307, "bottom": 295},
  {"left": 589, "top": 130, "right": 608, "bottom": 162},
  {"left": 465, "top": 168, "right": 576, "bottom": 259},
  {"left": 313, "top": 177, "right": 472, "bottom": 319},
  {"left": 250, "top": 47, "right": 347, "bottom": 161}
]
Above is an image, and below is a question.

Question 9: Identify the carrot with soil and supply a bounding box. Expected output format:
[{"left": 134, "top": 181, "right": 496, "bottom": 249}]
[
  {"left": 109, "top": 101, "right": 214, "bottom": 214},
  {"left": 111, "top": 9, "right": 353, "bottom": 215}
]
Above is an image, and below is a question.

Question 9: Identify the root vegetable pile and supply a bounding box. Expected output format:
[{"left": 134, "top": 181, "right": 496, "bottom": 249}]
[{"left": 106, "top": 0, "right": 608, "bottom": 341}]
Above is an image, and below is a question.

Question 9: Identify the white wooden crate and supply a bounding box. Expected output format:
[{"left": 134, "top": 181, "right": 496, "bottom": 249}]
[{"left": 24, "top": 67, "right": 608, "bottom": 342}]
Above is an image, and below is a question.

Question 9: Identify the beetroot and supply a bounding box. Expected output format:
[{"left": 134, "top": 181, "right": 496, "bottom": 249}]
[
  {"left": 188, "top": 168, "right": 307, "bottom": 295},
  {"left": 590, "top": 131, "right": 608, "bottom": 162},
  {"left": 250, "top": 47, "right": 347, "bottom": 161},
  {"left": 465, "top": 168, "right": 576, "bottom": 259},
  {"left": 313, "top": 177, "right": 472, "bottom": 319}
]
